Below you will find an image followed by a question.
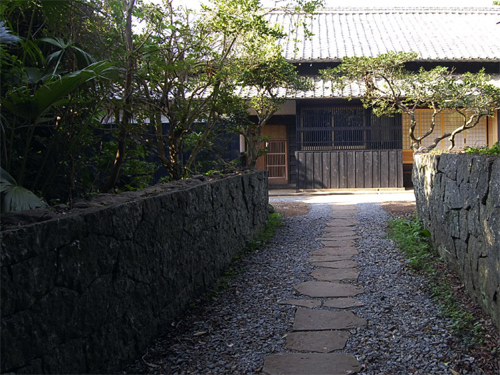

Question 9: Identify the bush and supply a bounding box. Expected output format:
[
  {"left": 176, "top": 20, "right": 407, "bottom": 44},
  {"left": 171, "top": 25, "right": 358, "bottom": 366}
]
[{"left": 465, "top": 142, "right": 500, "bottom": 155}]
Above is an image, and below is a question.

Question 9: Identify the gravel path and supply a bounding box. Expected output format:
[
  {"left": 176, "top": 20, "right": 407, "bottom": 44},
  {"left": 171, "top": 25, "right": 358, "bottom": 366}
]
[{"left": 123, "top": 196, "right": 492, "bottom": 375}]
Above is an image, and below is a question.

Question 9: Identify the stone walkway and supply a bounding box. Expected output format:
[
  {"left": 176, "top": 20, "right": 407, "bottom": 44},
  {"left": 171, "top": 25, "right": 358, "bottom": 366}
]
[{"left": 262, "top": 205, "right": 366, "bottom": 375}]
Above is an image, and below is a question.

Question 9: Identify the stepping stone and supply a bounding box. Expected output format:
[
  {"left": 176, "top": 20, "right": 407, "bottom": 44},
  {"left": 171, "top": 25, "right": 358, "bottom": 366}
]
[
  {"left": 326, "top": 220, "right": 358, "bottom": 227},
  {"left": 262, "top": 353, "right": 360, "bottom": 374},
  {"left": 311, "top": 268, "right": 359, "bottom": 281},
  {"left": 321, "top": 240, "right": 356, "bottom": 248},
  {"left": 317, "top": 236, "right": 360, "bottom": 241},
  {"left": 322, "top": 228, "right": 358, "bottom": 236},
  {"left": 332, "top": 206, "right": 358, "bottom": 213},
  {"left": 285, "top": 330, "right": 350, "bottom": 352},
  {"left": 323, "top": 298, "right": 364, "bottom": 309},
  {"left": 309, "top": 254, "right": 354, "bottom": 262},
  {"left": 295, "top": 281, "right": 363, "bottom": 298},
  {"left": 312, "top": 260, "right": 358, "bottom": 268},
  {"left": 278, "top": 299, "right": 322, "bottom": 308},
  {"left": 311, "top": 247, "right": 357, "bottom": 256},
  {"left": 323, "top": 227, "right": 358, "bottom": 233},
  {"left": 325, "top": 219, "right": 358, "bottom": 226},
  {"left": 293, "top": 308, "right": 367, "bottom": 330}
]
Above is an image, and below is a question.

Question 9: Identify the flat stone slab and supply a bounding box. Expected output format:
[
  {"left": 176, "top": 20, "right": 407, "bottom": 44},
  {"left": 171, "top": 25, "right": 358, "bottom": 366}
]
[
  {"left": 295, "top": 281, "right": 363, "bottom": 297},
  {"left": 312, "top": 260, "right": 358, "bottom": 268},
  {"left": 331, "top": 205, "right": 358, "bottom": 212},
  {"left": 322, "top": 230, "right": 358, "bottom": 238},
  {"left": 324, "top": 222, "right": 358, "bottom": 228},
  {"left": 312, "top": 268, "right": 359, "bottom": 281},
  {"left": 262, "top": 353, "right": 360, "bottom": 374},
  {"left": 285, "top": 330, "right": 349, "bottom": 352},
  {"left": 317, "top": 236, "right": 360, "bottom": 241},
  {"left": 321, "top": 240, "right": 357, "bottom": 248},
  {"left": 278, "top": 299, "right": 322, "bottom": 308},
  {"left": 323, "top": 298, "right": 364, "bottom": 309},
  {"left": 326, "top": 219, "right": 358, "bottom": 225},
  {"left": 322, "top": 228, "right": 358, "bottom": 236},
  {"left": 311, "top": 247, "right": 357, "bottom": 256},
  {"left": 309, "top": 254, "right": 355, "bottom": 262},
  {"left": 293, "top": 308, "right": 367, "bottom": 330}
]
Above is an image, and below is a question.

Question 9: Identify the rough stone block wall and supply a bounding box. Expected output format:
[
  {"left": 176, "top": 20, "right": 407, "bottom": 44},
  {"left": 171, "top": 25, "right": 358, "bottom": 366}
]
[
  {"left": 413, "top": 154, "right": 499, "bottom": 329},
  {"left": 1, "top": 171, "right": 268, "bottom": 374}
]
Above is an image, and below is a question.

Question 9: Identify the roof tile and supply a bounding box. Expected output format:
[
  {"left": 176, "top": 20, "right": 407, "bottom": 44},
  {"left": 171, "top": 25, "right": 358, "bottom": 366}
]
[{"left": 271, "top": 7, "right": 500, "bottom": 61}]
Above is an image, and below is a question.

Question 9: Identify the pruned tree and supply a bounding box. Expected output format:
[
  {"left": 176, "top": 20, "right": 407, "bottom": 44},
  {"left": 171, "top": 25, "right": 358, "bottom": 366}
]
[
  {"left": 236, "top": 47, "right": 311, "bottom": 168},
  {"left": 137, "top": 0, "right": 292, "bottom": 179},
  {"left": 321, "top": 51, "right": 500, "bottom": 151}
]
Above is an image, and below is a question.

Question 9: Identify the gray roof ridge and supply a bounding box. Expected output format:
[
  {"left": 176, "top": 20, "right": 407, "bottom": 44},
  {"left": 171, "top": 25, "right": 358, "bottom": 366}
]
[{"left": 269, "top": 6, "right": 500, "bottom": 14}]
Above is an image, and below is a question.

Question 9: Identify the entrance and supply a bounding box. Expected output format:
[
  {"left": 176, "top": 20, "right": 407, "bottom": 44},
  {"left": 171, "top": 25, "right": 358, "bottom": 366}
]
[{"left": 256, "top": 125, "right": 288, "bottom": 185}]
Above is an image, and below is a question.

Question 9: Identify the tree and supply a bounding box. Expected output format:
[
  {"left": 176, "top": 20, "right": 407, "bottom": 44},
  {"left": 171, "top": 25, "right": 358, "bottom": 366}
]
[
  {"left": 107, "top": 0, "right": 323, "bottom": 180},
  {"left": 136, "top": 0, "right": 290, "bottom": 179},
  {"left": 321, "top": 51, "right": 500, "bottom": 151},
  {"left": 100, "top": 0, "right": 136, "bottom": 192},
  {"left": 1, "top": 0, "right": 114, "bottom": 206},
  {"left": 236, "top": 48, "right": 311, "bottom": 168}
]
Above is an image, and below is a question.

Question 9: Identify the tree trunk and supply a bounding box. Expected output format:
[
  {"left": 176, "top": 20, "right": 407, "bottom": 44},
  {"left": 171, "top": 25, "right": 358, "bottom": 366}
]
[{"left": 102, "top": 0, "right": 135, "bottom": 192}]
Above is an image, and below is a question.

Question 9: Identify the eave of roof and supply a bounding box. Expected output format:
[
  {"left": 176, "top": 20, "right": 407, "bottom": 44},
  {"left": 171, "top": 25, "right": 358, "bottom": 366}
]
[{"left": 238, "top": 74, "right": 500, "bottom": 100}]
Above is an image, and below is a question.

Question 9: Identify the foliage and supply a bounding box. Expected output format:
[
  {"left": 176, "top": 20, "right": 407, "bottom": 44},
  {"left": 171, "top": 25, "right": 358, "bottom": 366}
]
[
  {"left": 0, "top": 0, "right": 121, "bottom": 204},
  {"left": 0, "top": 0, "right": 324, "bottom": 207},
  {"left": 321, "top": 51, "right": 500, "bottom": 151},
  {"left": 388, "top": 216, "right": 485, "bottom": 344},
  {"left": 0, "top": 167, "right": 46, "bottom": 212},
  {"left": 388, "top": 216, "right": 434, "bottom": 272},
  {"left": 93, "top": 141, "right": 156, "bottom": 192},
  {"left": 235, "top": 48, "right": 312, "bottom": 168},
  {"left": 245, "top": 211, "right": 282, "bottom": 253},
  {"left": 465, "top": 142, "right": 500, "bottom": 155},
  {"left": 135, "top": 0, "right": 294, "bottom": 179}
]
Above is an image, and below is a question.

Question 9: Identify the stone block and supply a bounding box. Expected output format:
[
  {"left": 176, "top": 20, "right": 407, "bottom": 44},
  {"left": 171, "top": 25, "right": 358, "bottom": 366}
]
[
  {"left": 295, "top": 281, "right": 363, "bottom": 298},
  {"left": 311, "top": 268, "right": 359, "bottom": 281},
  {"left": 293, "top": 308, "right": 367, "bottom": 331},
  {"left": 263, "top": 353, "right": 360, "bottom": 375},
  {"left": 285, "top": 330, "right": 350, "bottom": 352},
  {"left": 444, "top": 177, "right": 462, "bottom": 210},
  {"left": 0, "top": 171, "right": 268, "bottom": 374},
  {"left": 413, "top": 154, "right": 500, "bottom": 329}
]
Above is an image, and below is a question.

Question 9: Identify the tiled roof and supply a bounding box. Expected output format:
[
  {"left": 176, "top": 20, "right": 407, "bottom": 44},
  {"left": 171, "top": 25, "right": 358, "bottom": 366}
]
[
  {"left": 238, "top": 75, "right": 500, "bottom": 100},
  {"left": 268, "top": 7, "right": 500, "bottom": 62}
]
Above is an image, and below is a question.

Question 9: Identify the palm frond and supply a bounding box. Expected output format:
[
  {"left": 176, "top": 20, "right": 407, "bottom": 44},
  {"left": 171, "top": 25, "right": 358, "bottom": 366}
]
[{"left": 0, "top": 167, "right": 47, "bottom": 212}]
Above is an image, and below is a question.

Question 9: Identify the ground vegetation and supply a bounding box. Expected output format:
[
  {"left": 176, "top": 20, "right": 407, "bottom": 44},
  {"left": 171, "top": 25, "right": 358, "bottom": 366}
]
[{"left": 386, "top": 207, "right": 500, "bottom": 374}]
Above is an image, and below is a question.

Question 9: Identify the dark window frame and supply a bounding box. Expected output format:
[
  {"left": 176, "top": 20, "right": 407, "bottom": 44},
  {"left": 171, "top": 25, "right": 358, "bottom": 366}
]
[{"left": 297, "top": 105, "right": 402, "bottom": 151}]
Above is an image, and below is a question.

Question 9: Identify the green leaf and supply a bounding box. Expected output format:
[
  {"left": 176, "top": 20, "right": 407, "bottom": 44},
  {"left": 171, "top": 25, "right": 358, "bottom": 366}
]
[
  {"left": 4, "top": 186, "right": 47, "bottom": 212},
  {"left": 3, "top": 60, "right": 114, "bottom": 120},
  {"left": 0, "top": 167, "right": 16, "bottom": 193},
  {"left": 0, "top": 167, "right": 46, "bottom": 212}
]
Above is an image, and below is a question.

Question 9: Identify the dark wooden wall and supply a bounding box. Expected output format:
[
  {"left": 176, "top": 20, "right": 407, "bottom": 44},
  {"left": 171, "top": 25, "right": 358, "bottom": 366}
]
[{"left": 296, "top": 150, "right": 403, "bottom": 189}]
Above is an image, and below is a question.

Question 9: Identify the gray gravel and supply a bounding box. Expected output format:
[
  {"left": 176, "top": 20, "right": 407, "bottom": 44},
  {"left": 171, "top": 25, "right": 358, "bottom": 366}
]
[
  {"left": 123, "top": 199, "right": 487, "bottom": 375},
  {"left": 348, "top": 202, "right": 482, "bottom": 375}
]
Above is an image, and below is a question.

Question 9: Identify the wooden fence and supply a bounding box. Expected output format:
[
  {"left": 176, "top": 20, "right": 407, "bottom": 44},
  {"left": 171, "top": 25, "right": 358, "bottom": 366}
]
[{"left": 296, "top": 150, "right": 403, "bottom": 189}]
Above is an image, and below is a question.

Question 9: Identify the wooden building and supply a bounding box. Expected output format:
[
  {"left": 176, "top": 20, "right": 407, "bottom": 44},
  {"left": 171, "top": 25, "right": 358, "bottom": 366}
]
[{"left": 253, "top": 7, "right": 500, "bottom": 189}]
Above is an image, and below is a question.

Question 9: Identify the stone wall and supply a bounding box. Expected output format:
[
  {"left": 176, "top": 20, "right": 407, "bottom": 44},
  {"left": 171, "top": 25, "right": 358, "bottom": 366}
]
[
  {"left": 413, "top": 154, "right": 499, "bottom": 329},
  {"left": 1, "top": 171, "right": 268, "bottom": 374}
]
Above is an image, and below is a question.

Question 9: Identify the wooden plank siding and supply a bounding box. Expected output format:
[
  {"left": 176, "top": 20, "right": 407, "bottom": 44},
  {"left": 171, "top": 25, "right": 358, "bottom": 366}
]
[{"left": 296, "top": 150, "right": 403, "bottom": 189}]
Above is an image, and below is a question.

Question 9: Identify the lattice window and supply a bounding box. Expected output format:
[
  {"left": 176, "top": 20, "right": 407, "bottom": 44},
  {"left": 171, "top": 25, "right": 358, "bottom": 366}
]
[
  {"left": 402, "top": 109, "right": 487, "bottom": 150},
  {"left": 298, "top": 106, "right": 402, "bottom": 151}
]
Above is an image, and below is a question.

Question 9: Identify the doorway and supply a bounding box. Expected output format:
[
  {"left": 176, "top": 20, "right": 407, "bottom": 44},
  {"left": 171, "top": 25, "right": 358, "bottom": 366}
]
[{"left": 256, "top": 125, "right": 288, "bottom": 185}]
